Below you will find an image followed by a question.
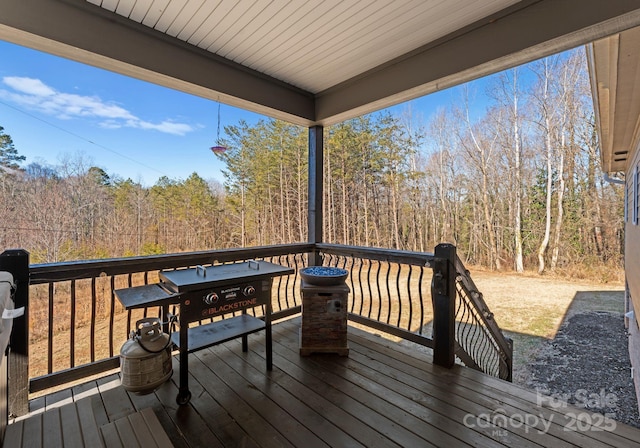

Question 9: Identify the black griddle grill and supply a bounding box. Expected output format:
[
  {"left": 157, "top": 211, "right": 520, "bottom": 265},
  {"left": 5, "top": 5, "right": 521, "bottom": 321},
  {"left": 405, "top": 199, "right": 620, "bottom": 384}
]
[{"left": 115, "top": 260, "right": 293, "bottom": 405}]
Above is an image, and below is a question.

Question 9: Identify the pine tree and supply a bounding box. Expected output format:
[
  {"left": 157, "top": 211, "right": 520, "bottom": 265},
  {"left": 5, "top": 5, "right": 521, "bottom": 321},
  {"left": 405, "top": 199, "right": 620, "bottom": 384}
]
[{"left": 0, "top": 126, "right": 26, "bottom": 170}]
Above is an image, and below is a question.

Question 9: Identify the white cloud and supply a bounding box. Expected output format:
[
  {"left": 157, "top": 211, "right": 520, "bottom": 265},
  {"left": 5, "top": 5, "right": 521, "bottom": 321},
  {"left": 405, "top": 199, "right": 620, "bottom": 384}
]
[
  {"left": 134, "top": 120, "right": 195, "bottom": 135},
  {"left": 3, "top": 76, "right": 55, "bottom": 96},
  {"left": 0, "top": 76, "right": 194, "bottom": 136}
]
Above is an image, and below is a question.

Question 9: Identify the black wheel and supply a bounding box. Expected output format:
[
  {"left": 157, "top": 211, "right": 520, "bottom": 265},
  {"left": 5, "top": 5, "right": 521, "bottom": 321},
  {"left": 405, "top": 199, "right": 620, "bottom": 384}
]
[{"left": 176, "top": 390, "right": 191, "bottom": 405}]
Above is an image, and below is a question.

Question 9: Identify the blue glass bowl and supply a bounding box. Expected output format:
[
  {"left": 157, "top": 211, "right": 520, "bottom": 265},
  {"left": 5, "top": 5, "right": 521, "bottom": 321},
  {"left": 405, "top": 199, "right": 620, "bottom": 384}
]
[{"left": 300, "top": 266, "right": 348, "bottom": 286}]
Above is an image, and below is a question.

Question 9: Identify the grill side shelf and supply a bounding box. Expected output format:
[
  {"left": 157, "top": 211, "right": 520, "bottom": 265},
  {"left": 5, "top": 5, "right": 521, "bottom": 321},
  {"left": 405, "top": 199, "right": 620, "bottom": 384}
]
[
  {"left": 171, "top": 315, "right": 266, "bottom": 353},
  {"left": 114, "top": 284, "right": 181, "bottom": 310}
]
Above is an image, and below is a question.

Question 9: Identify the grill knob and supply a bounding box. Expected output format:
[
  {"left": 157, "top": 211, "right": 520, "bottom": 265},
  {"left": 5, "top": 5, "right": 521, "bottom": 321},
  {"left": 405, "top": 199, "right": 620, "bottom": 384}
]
[
  {"left": 204, "top": 292, "right": 219, "bottom": 305},
  {"left": 243, "top": 286, "right": 255, "bottom": 296}
]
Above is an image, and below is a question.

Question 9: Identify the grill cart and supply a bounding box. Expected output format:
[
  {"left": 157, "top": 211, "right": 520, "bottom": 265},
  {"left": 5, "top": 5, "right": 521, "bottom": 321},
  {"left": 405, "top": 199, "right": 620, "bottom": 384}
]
[{"left": 115, "top": 260, "right": 293, "bottom": 405}]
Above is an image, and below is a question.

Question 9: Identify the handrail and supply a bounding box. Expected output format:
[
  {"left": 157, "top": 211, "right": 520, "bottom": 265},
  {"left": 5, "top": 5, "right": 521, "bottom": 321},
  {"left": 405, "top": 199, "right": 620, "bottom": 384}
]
[
  {"left": 29, "top": 243, "right": 314, "bottom": 283},
  {"left": 315, "top": 243, "right": 434, "bottom": 266}
]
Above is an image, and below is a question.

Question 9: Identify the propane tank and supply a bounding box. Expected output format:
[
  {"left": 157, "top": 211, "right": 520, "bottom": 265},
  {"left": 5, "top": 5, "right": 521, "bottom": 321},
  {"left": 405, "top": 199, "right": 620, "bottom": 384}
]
[{"left": 120, "top": 317, "right": 172, "bottom": 394}]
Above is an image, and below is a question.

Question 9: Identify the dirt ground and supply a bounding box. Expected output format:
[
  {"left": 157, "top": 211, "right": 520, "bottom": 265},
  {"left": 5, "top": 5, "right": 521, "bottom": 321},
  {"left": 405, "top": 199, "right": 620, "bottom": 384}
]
[
  {"left": 469, "top": 270, "right": 624, "bottom": 380},
  {"left": 468, "top": 269, "right": 640, "bottom": 428}
]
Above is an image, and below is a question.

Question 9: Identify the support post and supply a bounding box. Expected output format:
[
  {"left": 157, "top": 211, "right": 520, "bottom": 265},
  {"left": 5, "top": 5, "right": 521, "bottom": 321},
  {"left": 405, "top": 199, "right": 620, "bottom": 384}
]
[
  {"left": 431, "top": 244, "right": 456, "bottom": 368},
  {"left": 0, "top": 249, "right": 29, "bottom": 417},
  {"left": 308, "top": 125, "right": 323, "bottom": 266},
  {"left": 500, "top": 337, "right": 514, "bottom": 382}
]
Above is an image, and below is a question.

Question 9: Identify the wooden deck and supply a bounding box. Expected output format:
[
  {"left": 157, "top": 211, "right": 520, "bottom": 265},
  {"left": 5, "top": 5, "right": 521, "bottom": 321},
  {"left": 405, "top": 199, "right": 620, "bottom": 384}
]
[{"left": 5, "top": 317, "right": 640, "bottom": 448}]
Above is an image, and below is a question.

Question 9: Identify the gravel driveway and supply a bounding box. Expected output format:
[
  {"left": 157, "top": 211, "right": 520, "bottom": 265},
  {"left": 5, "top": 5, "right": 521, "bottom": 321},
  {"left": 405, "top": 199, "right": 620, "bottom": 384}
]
[{"left": 524, "top": 310, "right": 640, "bottom": 428}]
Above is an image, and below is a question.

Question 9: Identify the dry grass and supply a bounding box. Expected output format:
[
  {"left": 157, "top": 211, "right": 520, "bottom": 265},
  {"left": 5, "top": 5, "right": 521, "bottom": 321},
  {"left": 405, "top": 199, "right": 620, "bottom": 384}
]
[{"left": 467, "top": 267, "right": 625, "bottom": 383}]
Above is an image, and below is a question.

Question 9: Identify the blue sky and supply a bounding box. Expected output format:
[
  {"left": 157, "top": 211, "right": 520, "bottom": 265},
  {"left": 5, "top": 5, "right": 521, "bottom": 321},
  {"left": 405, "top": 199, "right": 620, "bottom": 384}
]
[{"left": 0, "top": 39, "right": 481, "bottom": 186}]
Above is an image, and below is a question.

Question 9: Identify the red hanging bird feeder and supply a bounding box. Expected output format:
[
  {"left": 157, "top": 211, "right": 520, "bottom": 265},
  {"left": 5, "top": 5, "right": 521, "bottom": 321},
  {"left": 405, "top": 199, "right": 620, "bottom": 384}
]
[{"left": 211, "top": 102, "right": 227, "bottom": 154}]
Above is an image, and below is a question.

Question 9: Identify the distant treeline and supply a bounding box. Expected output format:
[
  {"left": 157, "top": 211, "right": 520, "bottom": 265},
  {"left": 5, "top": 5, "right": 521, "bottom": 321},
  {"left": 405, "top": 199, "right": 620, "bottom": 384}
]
[{"left": 0, "top": 48, "right": 623, "bottom": 275}]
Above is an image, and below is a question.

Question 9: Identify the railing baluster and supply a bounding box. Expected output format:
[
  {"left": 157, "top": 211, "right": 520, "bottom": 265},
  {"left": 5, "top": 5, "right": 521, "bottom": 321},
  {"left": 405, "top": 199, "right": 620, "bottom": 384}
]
[
  {"left": 384, "top": 261, "right": 392, "bottom": 325},
  {"left": 348, "top": 257, "right": 356, "bottom": 313},
  {"left": 417, "top": 267, "right": 425, "bottom": 335},
  {"left": 272, "top": 255, "right": 281, "bottom": 312},
  {"left": 375, "top": 260, "right": 382, "bottom": 322},
  {"left": 48, "top": 283, "right": 54, "bottom": 374},
  {"left": 291, "top": 253, "right": 300, "bottom": 305},
  {"left": 109, "top": 276, "right": 115, "bottom": 358},
  {"left": 365, "top": 259, "right": 373, "bottom": 319},
  {"left": 356, "top": 259, "right": 364, "bottom": 316},
  {"left": 141, "top": 273, "right": 148, "bottom": 319},
  {"left": 406, "top": 265, "right": 413, "bottom": 331},
  {"left": 70, "top": 280, "right": 76, "bottom": 368},
  {"left": 126, "top": 274, "right": 133, "bottom": 338},
  {"left": 90, "top": 277, "right": 96, "bottom": 363},
  {"left": 395, "top": 263, "right": 402, "bottom": 328},
  {"left": 281, "top": 255, "right": 290, "bottom": 310}
]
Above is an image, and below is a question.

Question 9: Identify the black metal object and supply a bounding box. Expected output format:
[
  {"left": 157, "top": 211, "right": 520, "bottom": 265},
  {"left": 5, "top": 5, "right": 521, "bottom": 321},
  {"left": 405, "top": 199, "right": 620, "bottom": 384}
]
[{"left": 116, "top": 260, "right": 293, "bottom": 405}]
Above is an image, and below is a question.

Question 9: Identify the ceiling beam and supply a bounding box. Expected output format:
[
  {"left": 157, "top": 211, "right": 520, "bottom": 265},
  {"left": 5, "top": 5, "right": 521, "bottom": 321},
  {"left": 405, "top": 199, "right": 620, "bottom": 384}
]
[
  {"left": 0, "top": 0, "right": 316, "bottom": 125},
  {"left": 316, "top": 0, "right": 640, "bottom": 125}
]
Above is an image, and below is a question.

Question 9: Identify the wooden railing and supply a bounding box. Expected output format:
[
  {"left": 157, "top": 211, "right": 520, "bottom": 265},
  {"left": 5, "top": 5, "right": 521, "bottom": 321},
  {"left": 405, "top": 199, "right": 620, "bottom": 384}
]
[
  {"left": 1, "top": 242, "right": 513, "bottom": 420},
  {"left": 27, "top": 243, "right": 313, "bottom": 393}
]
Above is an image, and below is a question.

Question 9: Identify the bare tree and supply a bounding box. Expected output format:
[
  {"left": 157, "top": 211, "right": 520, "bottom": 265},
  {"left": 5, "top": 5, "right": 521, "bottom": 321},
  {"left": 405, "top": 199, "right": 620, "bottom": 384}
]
[
  {"left": 457, "top": 89, "right": 502, "bottom": 270},
  {"left": 530, "top": 57, "right": 559, "bottom": 274}
]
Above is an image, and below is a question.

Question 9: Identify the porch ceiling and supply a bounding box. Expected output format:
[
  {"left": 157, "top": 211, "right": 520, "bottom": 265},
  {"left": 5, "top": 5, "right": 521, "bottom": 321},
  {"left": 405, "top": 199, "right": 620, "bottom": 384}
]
[{"left": 2, "top": 0, "right": 640, "bottom": 126}]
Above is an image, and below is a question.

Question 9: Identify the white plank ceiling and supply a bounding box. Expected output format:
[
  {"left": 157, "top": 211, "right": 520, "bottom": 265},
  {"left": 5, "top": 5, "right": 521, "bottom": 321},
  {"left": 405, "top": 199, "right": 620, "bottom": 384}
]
[
  {"left": 3, "top": 0, "right": 640, "bottom": 124},
  {"left": 85, "top": 0, "right": 520, "bottom": 93}
]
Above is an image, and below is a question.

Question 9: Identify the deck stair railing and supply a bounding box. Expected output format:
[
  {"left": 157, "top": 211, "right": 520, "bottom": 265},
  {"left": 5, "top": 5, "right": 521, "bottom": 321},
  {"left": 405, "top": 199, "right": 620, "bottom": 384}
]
[
  {"left": 431, "top": 244, "right": 513, "bottom": 381},
  {"left": 454, "top": 255, "right": 513, "bottom": 381}
]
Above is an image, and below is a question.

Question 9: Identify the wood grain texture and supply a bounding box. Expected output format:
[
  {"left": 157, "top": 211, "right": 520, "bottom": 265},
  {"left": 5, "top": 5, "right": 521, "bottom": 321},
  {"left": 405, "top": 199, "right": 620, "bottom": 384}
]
[{"left": 5, "top": 317, "right": 640, "bottom": 447}]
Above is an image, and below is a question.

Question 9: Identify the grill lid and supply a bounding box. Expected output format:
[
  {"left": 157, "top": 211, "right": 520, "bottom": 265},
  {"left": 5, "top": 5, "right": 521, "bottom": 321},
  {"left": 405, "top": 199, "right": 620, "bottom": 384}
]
[{"left": 159, "top": 260, "right": 294, "bottom": 292}]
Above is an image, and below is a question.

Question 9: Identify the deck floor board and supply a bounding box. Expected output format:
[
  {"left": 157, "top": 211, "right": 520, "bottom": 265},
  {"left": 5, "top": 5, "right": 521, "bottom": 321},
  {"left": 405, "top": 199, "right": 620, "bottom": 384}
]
[
  {"left": 268, "top": 323, "right": 462, "bottom": 447},
  {"left": 345, "top": 330, "right": 607, "bottom": 448},
  {"left": 220, "top": 328, "right": 401, "bottom": 448},
  {"left": 272, "top": 321, "right": 515, "bottom": 448},
  {"left": 6, "top": 316, "right": 640, "bottom": 448}
]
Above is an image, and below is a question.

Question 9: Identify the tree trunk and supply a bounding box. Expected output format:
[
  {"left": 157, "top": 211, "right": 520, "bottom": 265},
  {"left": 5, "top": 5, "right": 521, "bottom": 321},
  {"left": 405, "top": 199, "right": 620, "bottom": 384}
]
[
  {"left": 550, "top": 135, "right": 565, "bottom": 271},
  {"left": 512, "top": 70, "right": 524, "bottom": 273},
  {"left": 537, "top": 61, "right": 553, "bottom": 275}
]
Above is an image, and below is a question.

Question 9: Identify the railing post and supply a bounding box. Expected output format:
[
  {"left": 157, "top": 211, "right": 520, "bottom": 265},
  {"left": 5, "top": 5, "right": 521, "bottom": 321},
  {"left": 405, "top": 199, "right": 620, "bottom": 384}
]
[
  {"left": 308, "top": 125, "right": 323, "bottom": 266},
  {"left": 500, "top": 337, "right": 514, "bottom": 382},
  {"left": 0, "top": 249, "right": 29, "bottom": 417},
  {"left": 432, "top": 244, "right": 456, "bottom": 368}
]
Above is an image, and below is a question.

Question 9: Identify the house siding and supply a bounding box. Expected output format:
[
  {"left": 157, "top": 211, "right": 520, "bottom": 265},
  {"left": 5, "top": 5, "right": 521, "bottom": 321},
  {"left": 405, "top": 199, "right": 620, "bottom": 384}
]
[
  {"left": 625, "top": 141, "right": 640, "bottom": 412},
  {"left": 627, "top": 291, "right": 640, "bottom": 413}
]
